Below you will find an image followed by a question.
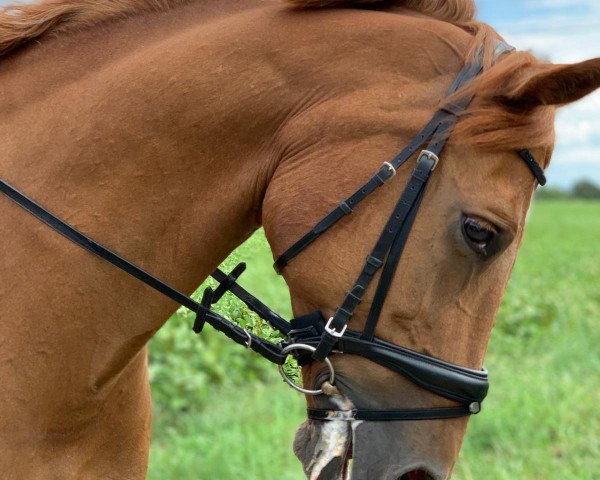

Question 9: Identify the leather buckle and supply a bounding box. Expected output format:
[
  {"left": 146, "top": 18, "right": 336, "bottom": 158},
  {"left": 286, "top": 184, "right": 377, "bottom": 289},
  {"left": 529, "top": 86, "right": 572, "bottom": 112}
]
[
  {"left": 374, "top": 162, "right": 397, "bottom": 185},
  {"left": 324, "top": 316, "right": 347, "bottom": 338},
  {"left": 418, "top": 150, "right": 440, "bottom": 171},
  {"left": 382, "top": 161, "right": 396, "bottom": 178}
]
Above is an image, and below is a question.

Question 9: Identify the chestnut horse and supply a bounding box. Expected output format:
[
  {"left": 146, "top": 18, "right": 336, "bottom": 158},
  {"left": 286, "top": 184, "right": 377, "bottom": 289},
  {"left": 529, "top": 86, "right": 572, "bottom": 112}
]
[{"left": 1, "top": 0, "right": 599, "bottom": 478}]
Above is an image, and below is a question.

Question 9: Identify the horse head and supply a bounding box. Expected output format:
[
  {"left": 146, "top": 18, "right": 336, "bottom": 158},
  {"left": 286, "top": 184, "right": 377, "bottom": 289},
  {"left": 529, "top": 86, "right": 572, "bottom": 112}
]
[{"left": 261, "top": 3, "right": 600, "bottom": 478}]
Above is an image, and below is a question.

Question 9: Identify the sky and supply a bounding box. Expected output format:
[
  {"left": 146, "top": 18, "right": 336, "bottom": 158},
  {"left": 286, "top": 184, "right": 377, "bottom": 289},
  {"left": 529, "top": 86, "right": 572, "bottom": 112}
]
[{"left": 1, "top": 0, "right": 598, "bottom": 187}]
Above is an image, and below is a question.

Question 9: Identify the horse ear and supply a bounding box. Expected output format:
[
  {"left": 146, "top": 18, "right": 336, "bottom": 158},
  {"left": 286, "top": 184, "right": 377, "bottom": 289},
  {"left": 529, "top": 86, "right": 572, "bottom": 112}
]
[{"left": 501, "top": 58, "right": 600, "bottom": 110}]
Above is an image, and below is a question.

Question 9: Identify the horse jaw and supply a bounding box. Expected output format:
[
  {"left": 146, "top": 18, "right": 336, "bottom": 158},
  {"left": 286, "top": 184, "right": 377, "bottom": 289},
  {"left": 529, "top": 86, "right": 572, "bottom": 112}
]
[{"left": 293, "top": 385, "right": 358, "bottom": 480}]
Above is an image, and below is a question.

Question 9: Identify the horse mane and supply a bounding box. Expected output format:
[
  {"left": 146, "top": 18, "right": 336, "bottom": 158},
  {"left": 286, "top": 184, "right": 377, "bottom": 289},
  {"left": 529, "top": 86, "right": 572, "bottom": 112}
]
[
  {"left": 0, "top": 0, "right": 486, "bottom": 60},
  {"left": 288, "top": 0, "right": 554, "bottom": 151},
  {"left": 287, "top": 0, "right": 476, "bottom": 25},
  {"left": 287, "top": 0, "right": 491, "bottom": 60},
  {"left": 0, "top": 0, "right": 190, "bottom": 57},
  {"left": 448, "top": 51, "right": 555, "bottom": 151}
]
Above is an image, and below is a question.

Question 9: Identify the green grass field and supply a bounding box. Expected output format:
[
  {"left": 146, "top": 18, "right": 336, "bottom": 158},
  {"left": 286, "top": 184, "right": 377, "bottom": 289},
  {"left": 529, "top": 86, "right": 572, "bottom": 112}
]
[{"left": 148, "top": 200, "right": 600, "bottom": 480}]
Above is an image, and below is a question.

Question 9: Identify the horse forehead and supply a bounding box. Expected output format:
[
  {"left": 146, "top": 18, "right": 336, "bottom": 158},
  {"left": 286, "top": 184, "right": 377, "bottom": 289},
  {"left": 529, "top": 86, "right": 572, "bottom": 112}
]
[{"left": 427, "top": 145, "right": 535, "bottom": 214}]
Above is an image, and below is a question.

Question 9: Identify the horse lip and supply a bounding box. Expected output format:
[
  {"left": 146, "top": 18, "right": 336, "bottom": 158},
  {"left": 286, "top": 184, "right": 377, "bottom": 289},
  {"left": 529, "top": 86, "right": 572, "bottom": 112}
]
[
  {"left": 394, "top": 466, "right": 443, "bottom": 480},
  {"left": 294, "top": 382, "right": 357, "bottom": 480},
  {"left": 293, "top": 418, "right": 353, "bottom": 480}
]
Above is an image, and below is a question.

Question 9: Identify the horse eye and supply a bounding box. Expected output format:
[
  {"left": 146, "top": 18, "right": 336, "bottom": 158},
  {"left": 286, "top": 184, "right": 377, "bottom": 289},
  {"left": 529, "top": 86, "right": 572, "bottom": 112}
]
[{"left": 461, "top": 215, "right": 497, "bottom": 256}]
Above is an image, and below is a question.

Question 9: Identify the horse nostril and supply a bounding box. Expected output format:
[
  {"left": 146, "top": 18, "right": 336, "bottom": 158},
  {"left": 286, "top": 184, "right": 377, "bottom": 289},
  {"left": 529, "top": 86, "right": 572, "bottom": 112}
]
[{"left": 399, "top": 470, "right": 434, "bottom": 480}]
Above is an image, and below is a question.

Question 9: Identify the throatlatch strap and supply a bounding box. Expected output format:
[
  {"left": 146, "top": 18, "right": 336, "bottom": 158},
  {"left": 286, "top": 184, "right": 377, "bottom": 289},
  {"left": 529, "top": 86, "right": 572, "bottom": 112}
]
[{"left": 0, "top": 179, "right": 288, "bottom": 365}]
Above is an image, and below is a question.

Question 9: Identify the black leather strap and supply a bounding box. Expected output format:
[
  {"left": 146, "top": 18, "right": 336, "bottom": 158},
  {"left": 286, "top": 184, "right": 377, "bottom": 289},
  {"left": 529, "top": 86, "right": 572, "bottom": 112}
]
[
  {"left": 211, "top": 266, "right": 291, "bottom": 335},
  {"left": 360, "top": 188, "right": 425, "bottom": 341},
  {"left": 517, "top": 149, "right": 547, "bottom": 186},
  {"left": 272, "top": 50, "right": 487, "bottom": 276},
  {"left": 273, "top": 49, "right": 546, "bottom": 276},
  {"left": 311, "top": 152, "right": 437, "bottom": 361},
  {"left": 307, "top": 404, "right": 478, "bottom": 422},
  {"left": 272, "top": 113, "right": 444, "bottom": 274},
  {"left": 335, "top": 334, "right": 489, "bottom": 404},
  {"left": 0, "top": 179, "right": 289, "bottom": 364},
  {"left": 0, "top": 38, "right": 547, "bottom": 425},
  {"left": 289, "top": 313, "right": 489, "bottom": 405}
]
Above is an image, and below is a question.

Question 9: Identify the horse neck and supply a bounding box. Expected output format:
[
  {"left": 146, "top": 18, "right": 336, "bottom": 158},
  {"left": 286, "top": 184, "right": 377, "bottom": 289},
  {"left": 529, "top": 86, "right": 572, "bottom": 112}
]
[{"left": 0, "top": 6, "right": 303, "bottom": 337}]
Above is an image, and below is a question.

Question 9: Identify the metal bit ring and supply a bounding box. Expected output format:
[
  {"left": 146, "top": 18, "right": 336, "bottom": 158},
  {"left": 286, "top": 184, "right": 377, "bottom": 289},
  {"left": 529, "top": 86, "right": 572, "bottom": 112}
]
[{"left": 278, "top": 343, "right": 335, "bottom": 396}]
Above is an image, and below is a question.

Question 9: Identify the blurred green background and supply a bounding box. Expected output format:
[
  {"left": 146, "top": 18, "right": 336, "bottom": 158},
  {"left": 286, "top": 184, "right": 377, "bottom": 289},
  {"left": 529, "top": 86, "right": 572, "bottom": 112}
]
[{"left": 147, "top": 196, "right": 600, "bottom": 480}]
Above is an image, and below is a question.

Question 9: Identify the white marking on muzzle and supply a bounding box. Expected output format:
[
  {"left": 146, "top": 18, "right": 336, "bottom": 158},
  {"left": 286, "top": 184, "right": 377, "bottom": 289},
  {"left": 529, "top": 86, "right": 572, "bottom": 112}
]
[{"left": 307, "top": 382, "right": 362, "bottom": 480}]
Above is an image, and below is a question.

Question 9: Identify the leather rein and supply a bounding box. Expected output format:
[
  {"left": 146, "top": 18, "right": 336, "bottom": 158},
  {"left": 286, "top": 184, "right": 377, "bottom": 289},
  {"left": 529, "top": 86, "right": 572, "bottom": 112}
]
[{"left": 0, "top": 43, "right": 546, "bottom": 423}]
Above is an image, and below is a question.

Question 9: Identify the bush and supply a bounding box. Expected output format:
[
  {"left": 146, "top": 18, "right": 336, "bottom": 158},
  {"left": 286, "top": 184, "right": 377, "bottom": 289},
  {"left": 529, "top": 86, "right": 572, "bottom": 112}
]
[
  {"left": 535, "top": 179, "right": 600, "bottom": 201},
  {"left": 148, "top": 233, "right": 297, "bottom": 413},
  {"left": 534, "top": 186, "right": 570, "bottom": 200},
  {"left": 571, "top": 179, "right": 600, "bottom": 199}
]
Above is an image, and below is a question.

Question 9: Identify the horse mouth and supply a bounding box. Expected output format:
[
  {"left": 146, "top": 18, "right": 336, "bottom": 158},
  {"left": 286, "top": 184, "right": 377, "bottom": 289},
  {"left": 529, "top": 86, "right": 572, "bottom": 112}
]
[
  {"left": 293, "top": 417, "right": 353, "bottom": 480},
  {"left": 293, "top": 381, "right": 356, "bottom": 480},
  {"left": 399, "top": 470, "right": 434, "bottom": 480},
  {"left": 293, "top": 382, "right": 438, "bottom": 480}
]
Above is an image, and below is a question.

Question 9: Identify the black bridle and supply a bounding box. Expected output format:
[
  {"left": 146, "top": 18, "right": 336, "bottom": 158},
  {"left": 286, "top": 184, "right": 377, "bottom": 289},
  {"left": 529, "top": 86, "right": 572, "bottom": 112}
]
[
  {"left": 0, "top": 42, "right": 546, "bottom": 423},
  {"left": 274, "top": 43, "right": 545, "bottom": 421}
]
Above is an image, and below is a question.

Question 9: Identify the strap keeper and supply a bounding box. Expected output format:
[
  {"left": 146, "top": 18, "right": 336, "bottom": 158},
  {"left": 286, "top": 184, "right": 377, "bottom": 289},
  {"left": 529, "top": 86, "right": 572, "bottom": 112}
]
[
  {"left": 193, "top": 288, "right": 215, "bottom": 333},
  {"left": 365, "top": 255, "right": 384, "bottom": 275},
  {"left": 312, "top": 331, "right": 338, "bottom": 361},
  {"left": 339, "top": 200, "right": 353, "bottom": 215},
  {"left": 412, "top": 168, "right": 429, "bottom": 183},
  {"left": 346, "top": 285, "right": 364, "bottom": 305},
  {"left": 440, "top": 103, "right": 462, "bottom": 116},
  {"left": 333, "top": 307, "right": 352, "bottom": 325}
]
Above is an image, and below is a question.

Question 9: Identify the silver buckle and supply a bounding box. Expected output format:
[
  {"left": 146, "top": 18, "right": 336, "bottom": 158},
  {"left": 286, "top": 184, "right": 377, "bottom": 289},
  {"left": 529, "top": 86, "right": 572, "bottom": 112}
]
[
  {"left": 325, "top": 317, "right": 347, "bottom": 338},
  {"left": 418, "top": 150, "right": 440, "bottom": 171},
  {"left": 469, "top": 402, "right": 481, "bottom": 414},
  {"left": 382, "top": 161, "right": 397, "bottom": 178}
]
